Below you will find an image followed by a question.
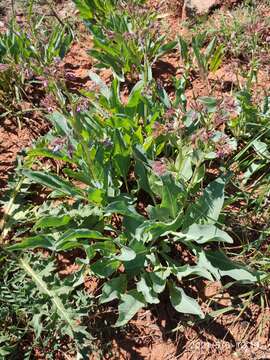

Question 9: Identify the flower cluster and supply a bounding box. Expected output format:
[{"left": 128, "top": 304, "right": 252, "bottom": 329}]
[
  {"left": 152, "top": 160, "right": 167, "bottom": 176},
  {"left": 214, "top": 135, "right": 233, "bottom": 159},
  {"left": 40, "top": 94, "right": 58, "bottom": 113},
  {"left": 49, "top": 137, "right": 74, "bottom": 159},
  {"left": 76, "top": 98, "right": 89, "bottom": 113},
  {"left": 191, "top": 128, "right": 213, "bottom": 146}
]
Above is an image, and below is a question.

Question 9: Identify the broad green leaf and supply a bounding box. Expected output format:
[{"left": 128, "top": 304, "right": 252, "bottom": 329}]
[
  {"left": 205, "top": 250, "right": 263, "bottom": 283},
  {"left": 88, "top": 188, "right": 105, "bottom": 204},
  {"left": 192, "top": 36, "right": 206, "bottom": 73},
  {"left": 134, "top": 159, "right": 153, "bottom": 197},
  {"left": 173, "top": 264, "right": 214, "bottom": 281},
  {"left": 92, "top": 241, "right": 117, "bottom": 256},
  {"left": 91, "top": 258, "right": 120, "bottom": 278},
  {"left": 205, "top": 37, "right": 217, "bottom": 62},
  {"left": 114, "top": 245, "right": 136, "bottom": 261},
  {"left": 196, "top": 249, "right": 220, "bottom": 281},
  {"left": 176, "top": 154, "right": 193, "bottom": 182},
  {"left": 169, "top": 283, "right": 204, "bottom": 318},
  {"left": 192, "top": 164, "right": 205, "bottom": 185},
  {"left": 64, "top": 169, "right": 92, "bottom": 186},
  {"left": 157, "top": 40, "right": 177, "bottom": 57},
  {"left": 57, "top": 229, "right": 109, "bottom": 243},
  {"left": 160, "top": 174, "right": 182, "bottom": 219},
  {"left": 137, "top": 273, "right": 160, "bottom": 304},
  {"left": 29, "top": 149, "right": 74, "bottom": 163},
  {"left": 113, "top": 130, "right": 130, "bottom": 179},
  {"left": 178, "top": 36, "right": 189, "bottom": 63},
  {"left": 123, "top": 241, "right": 147, "bottom": 276},
  {"left": 163, "top": 253, "right": 213, "bottom": 281},
  {"left": 198, "top": 96, "right": 218, "bottom": 113},
  {"left": 133, "top": 145, "right": 154, "bottom": 198},
  {"left": 22, "top": 170, "right": 84, "bottom": 199},
  {"left": 126, "top": 80, "right": 144, "bottom": 108},
  {"left": 182, "top": 224, "right": 233, "bottom": 244},
  {"left": 105, "top": 201, "right": 144, "bottom": 221},
  {"left": 89, "top": 71, "right": 110, "bottom": 99},
  {"left": 115, "top": 289, "right": 146, "bottom": 327},
  {"left": 209, "top": 44, "right": 224, "bottom": 72},
  {"left": 33, "top": 215, "right": 71, "bottom": 230},
  {"left": 135, "top": 211, "right": 183, "bottom": 243},
  {"left": 253, "top": 140, "right": 270, "bottom": 159},
  {"left": 7, "top": 235, "right": 54, "bottom": 251},
  {"left": 183, "top": 177, "right": 225, "bottom": 227},
  {"left": 48, "top": 111, "right": 70, "bottom": 136},
  {"left": 157, "top": 87, "right": 171, "bottom": 108},
  {"left": 56, "top": 229, "right": 109, "bottom": 251},
  {"left": 99, "top": 275, "right": 127, "bottom": 304},
  {"left": 149, "top": 269, "right": 170, "bottom": 293}
]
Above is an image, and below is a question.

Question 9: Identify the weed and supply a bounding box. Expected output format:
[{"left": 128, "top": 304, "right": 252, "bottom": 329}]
[{"left": 1, "top": 0, "right": 270, "bottom": 357}]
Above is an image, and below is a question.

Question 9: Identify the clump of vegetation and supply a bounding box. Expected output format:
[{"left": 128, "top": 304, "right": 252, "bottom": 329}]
[{"left": 0, "top": 0, "right": 270, "bottom": 358}]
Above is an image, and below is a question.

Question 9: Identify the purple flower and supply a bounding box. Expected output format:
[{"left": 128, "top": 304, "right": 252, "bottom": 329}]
[
  {"left": 215, "top": 135, "right": 233, "bottom": 158},
  {"left": 123, "top": 32, "right": 136, "bottom": 41},
  {"left": 213, "top": 113, "right": 228, "bottom": 127},
  {"left": 106, "top": 30, "right": 115, "bottom": 40},
  {"left": 50, "top": 137, "right": 66, "bottom": 153},
  {"left": 53, "top": 56, "right": 61, "bottom": 65},
  {"left": 152, "top": 122, "right": 166, "bottom": 138},
  {"left": 65, "top": 72, "right": 77, "bottom": 81},
  {"left": 40, "top": 94, "right": 57, "bottom": 112},
  {"left": 76, "top": 98, "right": 89, "bottom": 113},
  {"left": 0, "top": 63, "right": 9, "bottom": 72},
  {"left": 164, "top": 108, "right": 175, "bottom": 120},
  {"left": 101, "top": 138, "right": 113, "bottom": 148},
  {"left": 152, "top": 160, "right": 167, "bottom": 176}
]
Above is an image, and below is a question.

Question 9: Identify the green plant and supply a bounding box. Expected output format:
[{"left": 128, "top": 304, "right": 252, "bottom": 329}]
[
  {"left": 74, "top": 0, "right": 176, "bottom": 81},
  {"left": 0, "top": 251, "right": 93, "bottom": 358},
  {"left": 2, "top": 0, "right": 270, "bottom": 356},
  {"left": 178, "top": 33, "right": 224, "bottom": 90},
  {"left": 0, "top": 18, "right": 73, "bottom": 125},
  {"left": 5, "top": 75, "right": 264, "bottom": 329}
]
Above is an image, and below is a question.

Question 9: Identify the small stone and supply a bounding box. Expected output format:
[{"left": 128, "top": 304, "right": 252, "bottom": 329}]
[{"left": 183, "top": 0, "right": 220, "bottom": 18}]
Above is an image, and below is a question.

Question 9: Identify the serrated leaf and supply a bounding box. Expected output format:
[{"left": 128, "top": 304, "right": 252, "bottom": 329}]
[{"left": 20, "top": 257, "right": 79, "bottom": 332}]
